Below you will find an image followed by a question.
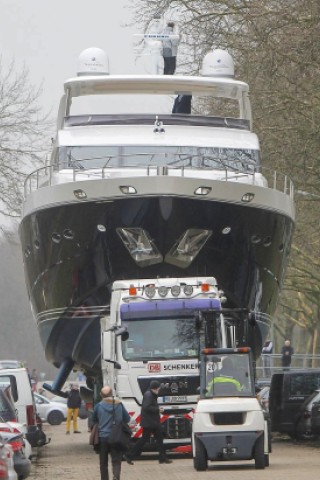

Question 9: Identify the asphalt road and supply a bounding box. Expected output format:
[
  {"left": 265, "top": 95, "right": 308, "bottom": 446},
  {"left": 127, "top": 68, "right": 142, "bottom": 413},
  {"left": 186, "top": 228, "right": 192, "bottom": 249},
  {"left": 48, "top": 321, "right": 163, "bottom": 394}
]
[{"left": 28, "top": 419, "right": 320, "bottom": 480}]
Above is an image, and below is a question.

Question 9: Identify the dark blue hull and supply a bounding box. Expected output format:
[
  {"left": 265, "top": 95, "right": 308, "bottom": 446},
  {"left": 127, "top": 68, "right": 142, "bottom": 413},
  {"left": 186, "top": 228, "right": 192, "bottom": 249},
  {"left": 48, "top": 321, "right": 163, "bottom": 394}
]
[{"left": 19, "top": 195, "right": 294, "bottom": 376}]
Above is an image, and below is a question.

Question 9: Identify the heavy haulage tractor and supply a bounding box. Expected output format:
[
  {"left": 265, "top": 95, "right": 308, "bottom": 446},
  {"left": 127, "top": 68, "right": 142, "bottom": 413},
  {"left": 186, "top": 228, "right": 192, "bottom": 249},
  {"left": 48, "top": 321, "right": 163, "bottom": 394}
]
[{"left": 192, "top": 347, "right": 270, "bottom": 471}]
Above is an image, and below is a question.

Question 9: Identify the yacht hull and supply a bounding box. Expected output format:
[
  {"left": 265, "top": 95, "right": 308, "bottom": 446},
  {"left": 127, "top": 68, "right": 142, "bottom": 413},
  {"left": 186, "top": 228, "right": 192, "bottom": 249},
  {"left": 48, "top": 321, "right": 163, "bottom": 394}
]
[{"left": 19, "top": 193, "right": 294, "bottom": 374}]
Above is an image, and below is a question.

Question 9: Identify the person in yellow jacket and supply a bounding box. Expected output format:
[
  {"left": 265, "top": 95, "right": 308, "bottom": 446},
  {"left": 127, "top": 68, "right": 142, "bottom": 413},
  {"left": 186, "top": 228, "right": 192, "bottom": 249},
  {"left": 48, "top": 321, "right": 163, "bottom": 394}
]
[
  {"left": 66, "top": 383, "right": 82, "bottom": 434},
  {"left": 206, "top": 357, "right": 242, "bottom": 395}
]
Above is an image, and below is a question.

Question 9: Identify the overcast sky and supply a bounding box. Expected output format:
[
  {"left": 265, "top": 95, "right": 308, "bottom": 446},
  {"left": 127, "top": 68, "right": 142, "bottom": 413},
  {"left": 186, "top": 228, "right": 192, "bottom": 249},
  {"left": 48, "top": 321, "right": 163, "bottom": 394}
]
[{"left": 0, "top": 0, "right": 138, "bottom": 116}]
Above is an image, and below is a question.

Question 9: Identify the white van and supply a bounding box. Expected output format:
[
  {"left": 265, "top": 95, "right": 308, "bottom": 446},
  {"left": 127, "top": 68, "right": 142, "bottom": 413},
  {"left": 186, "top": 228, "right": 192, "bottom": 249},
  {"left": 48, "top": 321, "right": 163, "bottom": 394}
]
[{"left": 0, "top": 368, "right": 47, "bottom": 447}]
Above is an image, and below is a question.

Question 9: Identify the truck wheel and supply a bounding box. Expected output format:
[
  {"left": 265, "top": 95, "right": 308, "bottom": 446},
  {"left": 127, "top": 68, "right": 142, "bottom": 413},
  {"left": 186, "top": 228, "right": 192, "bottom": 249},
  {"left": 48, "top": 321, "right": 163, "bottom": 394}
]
[
  {"left": 193, "top": 438, "right": 207, "bottom": 471},
  {"left": 254, "top": 435, "right": 265, "bottom": 469},
  {"left": 264, "top": 454, "right": 269, "bottom": 467}
]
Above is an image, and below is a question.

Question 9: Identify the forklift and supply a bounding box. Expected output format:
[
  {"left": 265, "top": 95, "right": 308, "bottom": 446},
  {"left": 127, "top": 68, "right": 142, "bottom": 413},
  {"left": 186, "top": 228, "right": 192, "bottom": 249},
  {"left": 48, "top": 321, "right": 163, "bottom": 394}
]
[{"left": 192, "top": 347, "right": 270, "bottom": 470}]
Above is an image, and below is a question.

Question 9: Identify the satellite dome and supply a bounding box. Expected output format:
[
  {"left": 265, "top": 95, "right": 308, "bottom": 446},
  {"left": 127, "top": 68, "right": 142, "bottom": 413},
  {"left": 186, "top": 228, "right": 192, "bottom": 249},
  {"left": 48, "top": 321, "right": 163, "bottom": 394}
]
[
  {"left": 77, "top": 47, "right": 109, "bottom": 76},
  {"left": 202, "top": 49, "right": 234, "bottom": 78}
]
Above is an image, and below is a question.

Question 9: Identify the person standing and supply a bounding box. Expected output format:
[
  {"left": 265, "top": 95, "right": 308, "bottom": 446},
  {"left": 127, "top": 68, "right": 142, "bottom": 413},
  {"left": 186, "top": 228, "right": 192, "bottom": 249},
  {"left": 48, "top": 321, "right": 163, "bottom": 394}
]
[
  {"left": 261, "top": 339, "right": 273, "bottom": 377},
  {"left": 172, "top": 95, "right": 192, "bottom": 114},
  {"left": 66, "top": 383, "right": 82, "bottom": 434},
  {"left": 125, "top": 380, "right": 172, "bottom": 464},
  {"left": 281, "top": 339, "right": 294, "bottom": 370},
  {"left": 161, "top": 22, "right": 180, "bottom": 75},
  {"left": 92, "top": 386, "right": 130, "bottom": 480}
]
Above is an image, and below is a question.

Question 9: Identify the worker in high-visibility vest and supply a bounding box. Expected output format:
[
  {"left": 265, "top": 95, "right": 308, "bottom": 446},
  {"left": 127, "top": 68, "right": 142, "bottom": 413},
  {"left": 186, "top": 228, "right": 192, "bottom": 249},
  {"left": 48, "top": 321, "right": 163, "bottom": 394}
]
[{"left": 206, "top": 357, "right": 242, "bottom": 395}]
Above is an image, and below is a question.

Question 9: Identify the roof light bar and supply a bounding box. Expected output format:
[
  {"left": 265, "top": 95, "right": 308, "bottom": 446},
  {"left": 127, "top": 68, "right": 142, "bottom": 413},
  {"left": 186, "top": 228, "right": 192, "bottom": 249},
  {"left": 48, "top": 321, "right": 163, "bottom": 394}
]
[
  {"left": 145, "top": 285, "right": 156, "bottom": 298},
  {"left": 158, "top": 286, "right": 168, "bottom": 298}
]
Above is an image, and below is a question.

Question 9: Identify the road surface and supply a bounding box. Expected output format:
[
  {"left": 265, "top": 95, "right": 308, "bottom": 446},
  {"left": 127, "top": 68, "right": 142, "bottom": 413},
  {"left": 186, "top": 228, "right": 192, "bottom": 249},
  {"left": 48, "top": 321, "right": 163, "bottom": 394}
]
[{"left": 28, "top": 418, "right": 320, "bottom": 480}]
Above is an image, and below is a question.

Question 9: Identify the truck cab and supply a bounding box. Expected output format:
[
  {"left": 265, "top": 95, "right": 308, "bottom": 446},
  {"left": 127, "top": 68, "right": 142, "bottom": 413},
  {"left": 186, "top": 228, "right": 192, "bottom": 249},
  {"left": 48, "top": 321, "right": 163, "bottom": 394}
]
[{"left": 102, "top": 276, "right": 227, "bottom": 448}]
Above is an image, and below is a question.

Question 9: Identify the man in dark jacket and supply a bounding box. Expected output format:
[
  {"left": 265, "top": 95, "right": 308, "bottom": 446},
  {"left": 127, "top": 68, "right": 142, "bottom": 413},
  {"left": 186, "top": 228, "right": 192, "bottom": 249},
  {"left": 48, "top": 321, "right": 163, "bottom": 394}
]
[
  {"left": 281, "top": 339, "right": 294, "bottom": 370},
  {"left": 125, "top": 380, "right": 172, "bottom": 464},
  {"left": 92, "top": 386, "right": 130, "bottom": 480},
  {"left": 66, "top": 383, "right": 82, "bottom": 434}
]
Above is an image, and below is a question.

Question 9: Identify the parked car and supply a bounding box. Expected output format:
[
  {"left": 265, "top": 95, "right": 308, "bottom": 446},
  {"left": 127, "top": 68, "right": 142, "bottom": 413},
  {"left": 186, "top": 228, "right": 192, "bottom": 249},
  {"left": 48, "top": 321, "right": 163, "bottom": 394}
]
[
  {"left": 0, "top": 430, "right": 31, "bottom": 480},
  {"left": 256, "top": 377, "right": 272, "bottom": 389},
  {"left": 4, "top": 426, "right": 31, "bottom": 464},
  {"left": 0, "top": 362, "right": 23, "bottom": 371},
  {"left": 0, "top": 368, "right": 46, "bottom": 447},
  {"left": 33, "top": 393, "right": 67, "bottom": 426},
  {"left": 269, "top": 369, "right": 320, "bottom": 439},
  {"left": 257, "top": 386, "right": 270, "bottom": 411},
  {"left": 293, "top": 389, "right": 320, "bottom": 440},
  {"left": 311, "top": 393, "right": 320, "bottom": 435},
  {"left": 0, "top": 434, "right": 18, "bottom": 480},
  {"left": 0, "top": 436, "right": 11, "bottom": 480},
  {"left": 0, "top": 388, "right": 32, "bottom": 460},
  {"left": 50, "top": 395, "right": 88, "bottom": 420}
]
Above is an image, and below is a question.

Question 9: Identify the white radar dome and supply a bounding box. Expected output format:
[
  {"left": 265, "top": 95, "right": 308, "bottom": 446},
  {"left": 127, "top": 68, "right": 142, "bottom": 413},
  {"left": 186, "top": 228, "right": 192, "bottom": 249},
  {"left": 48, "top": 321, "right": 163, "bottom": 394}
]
[
  {"left": 202, "top": 49, "right": 234, "bottom": 78},
  {"left": 77, "top": 47, "right": 109, "bottom": 76}
]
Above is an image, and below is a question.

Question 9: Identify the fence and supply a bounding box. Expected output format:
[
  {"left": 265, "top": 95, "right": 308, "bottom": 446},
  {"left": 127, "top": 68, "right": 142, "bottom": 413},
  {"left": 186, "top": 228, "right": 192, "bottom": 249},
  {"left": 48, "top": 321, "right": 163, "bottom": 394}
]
[{"left": 256, "top": 354, "right": 320, "bottom": 380}]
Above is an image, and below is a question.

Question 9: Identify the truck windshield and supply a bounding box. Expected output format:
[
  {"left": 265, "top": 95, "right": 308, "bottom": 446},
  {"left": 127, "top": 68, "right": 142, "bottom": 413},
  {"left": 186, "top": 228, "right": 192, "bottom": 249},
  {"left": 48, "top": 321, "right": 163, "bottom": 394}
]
[{"left": 121, "top": 317, "right": 204, "bottom": 361}]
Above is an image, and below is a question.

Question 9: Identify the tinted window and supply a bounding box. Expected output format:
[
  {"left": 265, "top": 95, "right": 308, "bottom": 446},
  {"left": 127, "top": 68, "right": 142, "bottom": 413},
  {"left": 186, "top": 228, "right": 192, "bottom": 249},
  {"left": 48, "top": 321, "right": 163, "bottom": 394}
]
[
  {"left": 290, "top": 374, "right": 320, "bottom": 396},
  {"left": 0, "top": 389, "right": 16, "bottom": 422}
]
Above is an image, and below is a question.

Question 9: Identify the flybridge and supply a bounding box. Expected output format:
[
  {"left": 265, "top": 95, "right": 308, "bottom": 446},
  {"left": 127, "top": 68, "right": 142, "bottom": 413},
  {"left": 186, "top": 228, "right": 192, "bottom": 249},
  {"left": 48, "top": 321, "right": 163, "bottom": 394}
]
[
  {"left": 64, "top": 75, "right": 250, "bottom": 100},
  {"left": 58, "top": 47, "right": 252, "bottom": 126},
  {"left": 61, "top": 75, "right": 251, "bottom": 124}
]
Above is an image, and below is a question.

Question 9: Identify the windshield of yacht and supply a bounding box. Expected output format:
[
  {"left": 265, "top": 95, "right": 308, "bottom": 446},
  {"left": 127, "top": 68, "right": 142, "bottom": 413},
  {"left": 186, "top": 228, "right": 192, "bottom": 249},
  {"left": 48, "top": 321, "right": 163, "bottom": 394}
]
[
  {"left": 58, "top": 145, "right": 260, "bottom": 172},
  {"left": 121, "top": 316, "right": 205, "bottom": 362}
]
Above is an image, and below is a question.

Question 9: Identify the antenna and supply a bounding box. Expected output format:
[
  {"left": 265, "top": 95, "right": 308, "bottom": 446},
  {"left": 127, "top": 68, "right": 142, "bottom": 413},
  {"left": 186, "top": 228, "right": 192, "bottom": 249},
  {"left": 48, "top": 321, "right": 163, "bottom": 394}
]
[{"left": 133, "top": 16, "right": 179, "bottom": 75}]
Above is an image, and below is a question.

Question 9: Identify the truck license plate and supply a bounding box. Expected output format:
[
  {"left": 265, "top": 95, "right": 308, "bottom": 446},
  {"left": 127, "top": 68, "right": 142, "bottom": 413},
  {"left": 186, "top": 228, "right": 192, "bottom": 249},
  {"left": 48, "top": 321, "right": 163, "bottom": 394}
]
[
  {"left": 223, "top": 447, "right": 236, "bottom": 454},
  {"left": 165, "top": 396, "right": 187, "bottom": 403}
]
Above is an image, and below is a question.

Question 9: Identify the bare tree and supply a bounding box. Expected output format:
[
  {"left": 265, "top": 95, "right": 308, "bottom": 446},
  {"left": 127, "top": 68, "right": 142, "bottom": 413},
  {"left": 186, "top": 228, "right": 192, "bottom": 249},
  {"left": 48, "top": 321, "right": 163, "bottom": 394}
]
[
  {"left": 0, "top": 59, "right": 51, "bottom": 225},
  {"left": 130, "top": 0, "right": 320, "bottom": 352}
]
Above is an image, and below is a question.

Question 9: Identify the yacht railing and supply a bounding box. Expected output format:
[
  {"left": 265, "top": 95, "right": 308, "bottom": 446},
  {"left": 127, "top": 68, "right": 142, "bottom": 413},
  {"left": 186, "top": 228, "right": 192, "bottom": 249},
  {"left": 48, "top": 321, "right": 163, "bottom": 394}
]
[{"left": 24, "top": 156, "right": 295, "bottom": 199}]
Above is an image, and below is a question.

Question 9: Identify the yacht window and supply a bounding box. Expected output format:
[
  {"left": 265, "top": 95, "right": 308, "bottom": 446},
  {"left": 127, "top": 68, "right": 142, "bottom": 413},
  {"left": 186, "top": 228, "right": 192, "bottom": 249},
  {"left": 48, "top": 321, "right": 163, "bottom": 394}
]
[{"left": 58, "top": 145, "right": 260, "bottom": 172}]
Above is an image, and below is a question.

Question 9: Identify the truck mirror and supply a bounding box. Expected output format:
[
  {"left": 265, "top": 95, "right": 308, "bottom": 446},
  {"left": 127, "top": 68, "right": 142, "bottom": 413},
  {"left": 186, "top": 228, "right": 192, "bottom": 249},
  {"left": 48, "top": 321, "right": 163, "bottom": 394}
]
[
  {"left": 115, "top": 327, "right": 129, "bottom": 341},
  {"left": 121, "top": 331, "right": 129, "bottom": 341},
  {"left": 10, "top": 376, "right": 18, "bottom": 402},
  {"left": 102, "top": 331, "right": 113, "bottom": 362}
]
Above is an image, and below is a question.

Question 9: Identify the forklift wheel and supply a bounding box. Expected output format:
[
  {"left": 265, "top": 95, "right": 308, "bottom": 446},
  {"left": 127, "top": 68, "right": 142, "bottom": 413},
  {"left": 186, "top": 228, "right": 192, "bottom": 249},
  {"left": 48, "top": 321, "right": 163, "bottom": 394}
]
[
  {"left": 254, "top": 435, "right": 265, "bottom": 469},
  {"left": 193, "top": 438, "right": 207, "bottom": 471}
]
